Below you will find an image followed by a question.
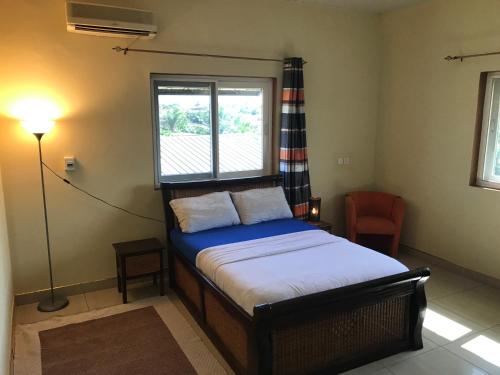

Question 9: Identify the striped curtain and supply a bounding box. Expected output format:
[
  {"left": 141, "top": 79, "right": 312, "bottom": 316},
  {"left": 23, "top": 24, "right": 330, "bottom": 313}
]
[{"left": 279, "top": 57, "right": 311, "bottom": 219}]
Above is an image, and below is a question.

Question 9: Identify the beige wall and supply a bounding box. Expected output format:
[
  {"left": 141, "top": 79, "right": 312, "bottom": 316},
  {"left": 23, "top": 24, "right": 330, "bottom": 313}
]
[
  {"left": 0, "top": 166, "right": 13, "bottom": 375},
  {"left": 377, "top": 0, "right": 500, "bottom": 279},
  {"left": 0, "top": 0, "right": 381, "bottom": 293}
]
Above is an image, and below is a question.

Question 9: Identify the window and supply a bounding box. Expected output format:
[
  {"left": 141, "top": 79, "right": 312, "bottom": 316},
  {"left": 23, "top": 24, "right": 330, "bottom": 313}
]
[
  {"left": 151, "top": 75, "right": 273, "bottom": 184},
  {"left": 474, "top": 72, "right": 500, "bottom": 189}
]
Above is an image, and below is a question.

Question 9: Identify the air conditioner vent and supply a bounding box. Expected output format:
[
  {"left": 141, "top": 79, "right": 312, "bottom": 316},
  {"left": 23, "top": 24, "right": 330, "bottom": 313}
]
[
  {"left": 66, "top": 1, "right": 157, "bottom": 39},
  {"left": 69, "top": 2, "right": 153, "bottom": 24},
  {"left": 74, "top": 25, "right": 151, "bottom": 37}
]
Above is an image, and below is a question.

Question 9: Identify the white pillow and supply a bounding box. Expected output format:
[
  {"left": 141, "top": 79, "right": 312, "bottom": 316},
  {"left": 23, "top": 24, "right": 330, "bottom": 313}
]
[
  {"left": 170, "top": 191, "right": 240, "bottom": 233},
  {"left": 231, "top": 187, "right": 293, "bottom": 225}
]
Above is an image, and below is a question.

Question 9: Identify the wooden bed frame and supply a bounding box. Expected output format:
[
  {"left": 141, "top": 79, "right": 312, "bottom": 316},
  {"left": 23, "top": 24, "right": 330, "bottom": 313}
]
[{"left": 161, "top": 175, "right": 430, "bottom": 375}]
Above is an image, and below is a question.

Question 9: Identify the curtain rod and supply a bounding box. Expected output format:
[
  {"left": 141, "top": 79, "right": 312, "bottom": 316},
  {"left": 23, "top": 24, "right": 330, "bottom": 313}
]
[
  {"left": 444, "top": 50, "right": 500, "bottom": 62},
  {"left": 112, "top": 46, "right": 308, "bottom": 64}
]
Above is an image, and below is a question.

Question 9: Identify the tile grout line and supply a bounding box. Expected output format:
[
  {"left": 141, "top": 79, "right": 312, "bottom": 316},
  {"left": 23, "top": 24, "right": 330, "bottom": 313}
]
[
  {"left": 383, "top": 366, "right": 397, "bottom": 375},
  {"left": 82, "top": 293, "right": 90, "bottom": 312},
  {"left": 428, "top": 282, "right": 485, "bottom": 302},
  {"left": 427, "top": 300, "right": 494, "bottom": 330},
  {"left": 421, "top": 306, "right": 499, "bottom": 374},
  {"left": 440, "top": 346, "right": 494, "bottom": 375},
  {"left": 431, "top": 298, "right": 499, "bottom": 332},
  {"left": 378, "top": 338, "right": 440, "bottom": 368},
  {"left": 427, "top": 284, "right": 489, "bottom": 320},
  {"left": 383, "top": 346, "right": 492, "bottom": 375},
  {"left": 423, "top": 333, "right": 446, "bottom": 348},
  {"left": 424, "top": 328, "right": 481, "bottom": 349}
]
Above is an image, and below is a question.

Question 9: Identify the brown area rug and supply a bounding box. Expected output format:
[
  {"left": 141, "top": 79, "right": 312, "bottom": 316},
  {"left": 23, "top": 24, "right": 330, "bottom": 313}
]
[{"left": 39, "top": 306, "right": 196, "bottom": 375}]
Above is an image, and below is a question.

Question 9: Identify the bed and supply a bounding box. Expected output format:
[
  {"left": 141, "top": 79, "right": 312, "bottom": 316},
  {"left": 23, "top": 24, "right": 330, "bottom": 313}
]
[{"left": 161, "top": 175, "right": 430, "bottom": 375}]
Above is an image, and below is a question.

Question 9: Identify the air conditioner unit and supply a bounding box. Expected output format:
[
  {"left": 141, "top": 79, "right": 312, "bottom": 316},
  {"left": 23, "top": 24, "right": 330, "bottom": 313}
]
[{"left": 66, "top": 1, "right": 157, "bottom": 39}]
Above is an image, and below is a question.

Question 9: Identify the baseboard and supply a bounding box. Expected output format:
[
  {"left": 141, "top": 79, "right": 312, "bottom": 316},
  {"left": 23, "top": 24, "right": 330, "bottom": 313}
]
[
  {"left": 400, "top": 244, "right": 500, "bottom": 288},
  {"left": 14, "top": 277, "right": 117, "bottom": 306},
  {"left": 15, "top": 272, "right": 169, "bottom": 306}
]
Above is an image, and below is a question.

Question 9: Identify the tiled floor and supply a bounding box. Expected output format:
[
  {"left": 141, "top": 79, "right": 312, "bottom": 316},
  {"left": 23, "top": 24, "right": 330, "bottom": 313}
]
[{"left": 14, "top": 251, "right": 500, "bottom": 374}]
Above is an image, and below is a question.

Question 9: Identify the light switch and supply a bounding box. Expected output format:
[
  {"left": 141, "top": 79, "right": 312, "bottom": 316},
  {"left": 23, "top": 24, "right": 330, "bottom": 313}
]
[
  {"left": 64, "top": 156, "right": 76, "bottom": 171},
  {"left": 337, "top": 157, "right": 344, "bottom": 165}
]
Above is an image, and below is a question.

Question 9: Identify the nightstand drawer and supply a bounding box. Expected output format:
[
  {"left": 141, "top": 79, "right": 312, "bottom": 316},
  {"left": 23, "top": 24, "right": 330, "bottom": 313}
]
[{"left": 124, "top": 252, "right": 161, "bottom": 277}]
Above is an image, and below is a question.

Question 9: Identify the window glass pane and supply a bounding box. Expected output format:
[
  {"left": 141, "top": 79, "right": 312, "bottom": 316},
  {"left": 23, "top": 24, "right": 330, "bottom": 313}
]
[
  {"left": 217, "top": 87, "right": 264, "bottom": 173},
  {"left": 157, "top": 84, "right": 212, "bottom": 177},
  {"left": 494, "top": 119, "right": 500, "bottom": 178},
  {"left": 483, "top": 78, "right": 500, "bottom": 182}
]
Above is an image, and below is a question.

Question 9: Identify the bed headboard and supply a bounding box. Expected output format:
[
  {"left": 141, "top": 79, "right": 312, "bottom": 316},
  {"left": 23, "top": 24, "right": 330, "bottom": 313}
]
[{"left": 160, "top": 175, "right": 283, "bottom": 238}]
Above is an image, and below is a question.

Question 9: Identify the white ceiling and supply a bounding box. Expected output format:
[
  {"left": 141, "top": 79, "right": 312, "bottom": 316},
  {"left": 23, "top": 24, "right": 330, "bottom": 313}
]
[{"left": 299, "top": 0, "right": 426, "bottom": 13}]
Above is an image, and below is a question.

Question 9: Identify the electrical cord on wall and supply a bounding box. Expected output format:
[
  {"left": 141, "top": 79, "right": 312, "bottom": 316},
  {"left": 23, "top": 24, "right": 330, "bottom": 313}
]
[{"left": 41, "top": 162, "right": 165, "bottom": 224}]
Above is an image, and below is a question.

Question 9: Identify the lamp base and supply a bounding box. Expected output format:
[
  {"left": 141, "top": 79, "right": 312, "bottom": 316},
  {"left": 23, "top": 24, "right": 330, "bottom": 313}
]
[{"left": 37, "top": 294, "right": 69, "bottom": 312}]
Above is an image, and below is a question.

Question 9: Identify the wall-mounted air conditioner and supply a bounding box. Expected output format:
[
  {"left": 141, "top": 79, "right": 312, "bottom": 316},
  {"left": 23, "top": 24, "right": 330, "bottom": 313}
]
[{"left": 66, "top": 1, "right": 157, "bottom": 39}]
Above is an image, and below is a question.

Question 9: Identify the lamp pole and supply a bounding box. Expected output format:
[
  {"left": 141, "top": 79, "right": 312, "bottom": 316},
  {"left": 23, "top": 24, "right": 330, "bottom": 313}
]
[{"left": 35, "top": 133, "right": 68, "bottom": 312}]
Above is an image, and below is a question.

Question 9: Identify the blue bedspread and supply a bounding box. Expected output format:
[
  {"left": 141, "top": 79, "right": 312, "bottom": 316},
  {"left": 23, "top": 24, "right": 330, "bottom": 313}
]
[{"left": 170, "top": 218, "right": 317, "bottom": 265}]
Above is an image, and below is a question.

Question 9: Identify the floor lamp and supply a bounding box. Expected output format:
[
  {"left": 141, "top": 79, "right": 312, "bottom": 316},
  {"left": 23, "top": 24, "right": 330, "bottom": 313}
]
[{"left": 22, "top": 120, "right": 69, "bottom": 312}]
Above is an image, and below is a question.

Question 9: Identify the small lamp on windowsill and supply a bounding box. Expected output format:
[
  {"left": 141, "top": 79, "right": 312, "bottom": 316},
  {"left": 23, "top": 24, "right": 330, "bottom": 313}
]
[
  {"left": 308, "top": 197, "right": 321, "bottom": 222},
  {"left": 22, "top": 118, "right": 69, "bottom": 312}
]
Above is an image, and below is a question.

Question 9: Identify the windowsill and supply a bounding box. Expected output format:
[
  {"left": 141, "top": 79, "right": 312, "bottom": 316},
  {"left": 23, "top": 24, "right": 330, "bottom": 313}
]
[
  {"left": 155, "top": 173, "right": 276, "bottom": 190},
  {"left": 469, "top": 183, "right": 500, "bottom": 192}
]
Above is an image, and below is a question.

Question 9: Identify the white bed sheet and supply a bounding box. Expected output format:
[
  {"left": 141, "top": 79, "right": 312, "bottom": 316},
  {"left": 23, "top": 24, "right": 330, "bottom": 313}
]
[{"left": 196, "top": 230, "right": 409, "bottom": 316}]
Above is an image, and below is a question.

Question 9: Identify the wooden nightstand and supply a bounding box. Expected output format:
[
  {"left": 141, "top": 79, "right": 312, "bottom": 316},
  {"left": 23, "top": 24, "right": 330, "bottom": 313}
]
[
  {"left": 113, "top": 238, "right": 165, "bottom": 304},
  {"left": 307, "top": 220, "right": 332, "bottom": 233}
]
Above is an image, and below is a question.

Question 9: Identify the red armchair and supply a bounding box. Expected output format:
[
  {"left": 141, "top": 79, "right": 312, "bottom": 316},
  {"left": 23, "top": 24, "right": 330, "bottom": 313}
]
[{"left": 345, "top": 191, "right": 405, "bottom": 257}]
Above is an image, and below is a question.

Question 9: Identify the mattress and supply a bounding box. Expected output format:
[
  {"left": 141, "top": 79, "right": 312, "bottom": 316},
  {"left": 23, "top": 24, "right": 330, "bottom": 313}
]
[
  {"left": 196, "top": 230, "right": 409, "bottom": 316},
  {"left": 170, "top": 218, "right": 317, "bottom": 265}
]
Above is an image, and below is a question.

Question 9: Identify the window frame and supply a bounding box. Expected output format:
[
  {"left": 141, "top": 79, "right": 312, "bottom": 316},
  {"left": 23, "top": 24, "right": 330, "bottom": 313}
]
[
  {"left": 473, "top": 72, "right": 500, "bottom": 190},
  {"left": 151, "top": 74, "right": 274, "bottom": 186}
]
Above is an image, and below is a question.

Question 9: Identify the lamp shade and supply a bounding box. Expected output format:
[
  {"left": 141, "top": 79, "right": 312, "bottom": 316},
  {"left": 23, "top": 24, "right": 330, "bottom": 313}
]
[
  {"left": 309, "top": 197, "right": 321, "bottom": 222},
  {"left": 21, "top": 119, "right": 55, "bottom": 135}
]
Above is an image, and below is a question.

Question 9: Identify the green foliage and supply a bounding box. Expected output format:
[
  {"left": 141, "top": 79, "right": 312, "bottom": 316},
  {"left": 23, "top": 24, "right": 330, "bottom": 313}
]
[
  {"left": 218, "top": 106, "right": 254, "bottom": 134},
  {"left": 159, "top": 104, "right": 209, "bottom": 136},
  {"left": 159, "top": 102, "right": 260, "bottom": 137},
  {"left": 159, "top": 104, "right": 187, "bottom": 135},
  {"left": 186, "top": 105, "right": 210, "bottom": 125}
]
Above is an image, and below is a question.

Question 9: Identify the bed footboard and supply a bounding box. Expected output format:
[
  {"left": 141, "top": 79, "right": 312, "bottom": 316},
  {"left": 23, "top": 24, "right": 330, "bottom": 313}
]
[{"left": 254, "top": 268, "right": 430, "bottom": 375}]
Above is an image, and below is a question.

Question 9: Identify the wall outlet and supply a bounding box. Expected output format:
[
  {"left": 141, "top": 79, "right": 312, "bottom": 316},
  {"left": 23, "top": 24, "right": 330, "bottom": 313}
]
[{"left": 336, "top": 154, "right": 352, "bottom": 167}]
